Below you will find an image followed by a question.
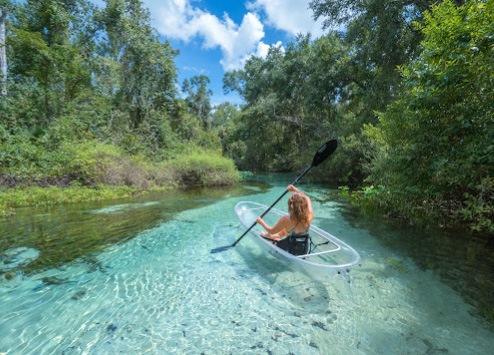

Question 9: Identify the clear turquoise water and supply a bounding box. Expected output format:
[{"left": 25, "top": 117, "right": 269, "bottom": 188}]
[{"left": 1, "top": 176, "right": 493, "bottom": 354}]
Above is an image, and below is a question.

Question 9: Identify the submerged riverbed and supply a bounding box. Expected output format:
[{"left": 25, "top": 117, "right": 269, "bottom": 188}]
[{"left": 1, "top": 174, "right": 493, "bottom": 354}]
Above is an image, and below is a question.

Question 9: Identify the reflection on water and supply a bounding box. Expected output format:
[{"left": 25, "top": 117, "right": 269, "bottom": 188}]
[{"left": 0, "top": 183, "right": 270, "bottom": 276}]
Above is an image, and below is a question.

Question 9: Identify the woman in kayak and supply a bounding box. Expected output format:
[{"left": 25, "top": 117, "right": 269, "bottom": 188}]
[{"left": 256, "top": 185, "right": 313, "bottom": 255}]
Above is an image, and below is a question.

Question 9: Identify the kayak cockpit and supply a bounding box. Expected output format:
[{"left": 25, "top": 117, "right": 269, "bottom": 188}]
[{"left": 235, "top": 201, "right": 361, "bottom": 281}]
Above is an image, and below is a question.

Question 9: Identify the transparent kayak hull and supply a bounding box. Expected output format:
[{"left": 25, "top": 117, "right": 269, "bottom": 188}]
[{"left": 235, "top": 201, "right": 361, "bottom": 281}]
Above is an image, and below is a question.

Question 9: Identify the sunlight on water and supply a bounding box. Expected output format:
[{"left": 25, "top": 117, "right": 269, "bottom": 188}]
[
  {"left": 0, "top": 177, "right": 493, "bottom": 354},
  {"left": 88, "top": 201, "right": 161, "bottom": 214}
]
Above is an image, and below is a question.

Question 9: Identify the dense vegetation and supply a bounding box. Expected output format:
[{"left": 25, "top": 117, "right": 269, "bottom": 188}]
[
  {"left": 219, "top": 0, "right": 493, "bottom": 235},
  {"left": 0, "top": 0, "right": 239, "bottom": 214},
  {"left": 0, "top": 0, "right": 492, "bottom": 236}
]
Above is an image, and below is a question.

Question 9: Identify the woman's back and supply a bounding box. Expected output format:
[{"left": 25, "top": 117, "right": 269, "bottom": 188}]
[{"left": 284, "top": 215, "right": 310, "bottom": 235}]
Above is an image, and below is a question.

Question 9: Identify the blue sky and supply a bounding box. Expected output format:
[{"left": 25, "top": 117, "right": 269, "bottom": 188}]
[{"left": 91, "top": 0, "right": 327, "bottom": 105}]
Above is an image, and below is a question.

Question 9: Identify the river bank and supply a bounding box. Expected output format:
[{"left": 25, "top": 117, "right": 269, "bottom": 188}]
[
  {"left": 330, "top": 185, "right": 494, "bottom": 241},
  {"left": 0, "top": 147, "right": 240, "bottom": 216}
]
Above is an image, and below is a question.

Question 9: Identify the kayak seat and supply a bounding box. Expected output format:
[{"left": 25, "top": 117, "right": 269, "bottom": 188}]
[{"left": 277, "top": 233, "right": 310, "bottom": 256}]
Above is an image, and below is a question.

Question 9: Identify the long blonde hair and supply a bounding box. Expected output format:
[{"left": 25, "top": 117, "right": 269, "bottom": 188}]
[{"left": 288, "top": 192, "right": 310, "bottom": 227}]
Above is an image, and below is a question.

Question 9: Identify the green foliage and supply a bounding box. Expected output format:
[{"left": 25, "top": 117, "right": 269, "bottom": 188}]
[
  {"left": 223, "top": 35, "right": 349, "bottom": 174},
  {"left": 223, "top": 1, "right": 463, "bottom": 185},
  {"left": 211, "top": 102, "right": 246, "bottom": 165},
  {"left": 310, "top": 0, "right": 434, "bottom": 123},
  {"left": 167, "top": 150, "right": 240, "bottom": 187},
  {"left": 0, "top": 0, "right": 237, "bottom": 212},
  {"left": 97, "top": 0, "right": 178, "bottom": 128},
  {"left": 460, "top": 177, "right": 494, "bottom": 233},
  {"left": 338, "top": 185, "right": 349, "bottom": 196},
  {"left": 364, "top": 0, "right": 494, "bottom": 233},
  {"left": 182, "top": 75, "right": 213, "bottom": 129},
  {"left": 238, "top": 171, "right": 254, "bottom": 181},
  {"left": 0, "top": 184, "right": 145, "bottom": 213},
  {"left": 0, "top": 141, "right": 239, "bottom": 214},
  {"left": 0, "top": 124, "right": 63, "bottom": 181},
  {"left": 0, "top": 0, "right": 212, "bottom": 153}
]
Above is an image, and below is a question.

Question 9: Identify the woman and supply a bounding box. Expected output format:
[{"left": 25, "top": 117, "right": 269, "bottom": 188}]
[{"left": 256, "top": 184, "right": 313, "bottom": 255}]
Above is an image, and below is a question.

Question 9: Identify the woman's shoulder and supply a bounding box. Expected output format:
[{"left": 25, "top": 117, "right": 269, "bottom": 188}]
[
  {"left": 281, "top": 215, "right": 291, "bottom": 223},
  {"left": 280, "top": 215, "right": 294, "bottom": 226}
]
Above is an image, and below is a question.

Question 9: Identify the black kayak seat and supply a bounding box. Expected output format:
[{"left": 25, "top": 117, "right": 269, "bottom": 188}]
[{"left": 276, "top": 233, "right": 310, "bottom": 256}]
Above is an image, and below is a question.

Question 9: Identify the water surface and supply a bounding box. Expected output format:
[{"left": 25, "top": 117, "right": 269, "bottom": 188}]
[{"left": 1, "top": 175, "right": 493, "bottom": 354}]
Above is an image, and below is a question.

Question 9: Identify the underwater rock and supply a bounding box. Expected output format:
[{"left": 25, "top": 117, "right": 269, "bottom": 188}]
[
  {"left": 4, "top": 272, "right": 15, "bottom": 280},
  {"left": 309, "top": 341, "right": 319, "bottom": 349},
  {"left": 257, "top": 287, "right": 267, "bottom": 296},
  {"left": 282, "top": 330, "right": 298, "bottom": 338},
  {"left": 250, "top": 342, "right": 263, "bottom": 349},
  {"left": 271, "top": 335, "right": 281, "bottom": 342},
  {"left": 106, "top": 324, "right": 117, "bottom": 333},
  {"left": 423, "top": 338, "right": 449, "bottom": 354},
  {"left": 42, "top": 276, "right": 69, "bottom": 285},
  {"left": 71, "top": 290, "right": 87, "bottom": 300},
  {"left": 311, "top": 321, "right": 328, "bottom": 331}
]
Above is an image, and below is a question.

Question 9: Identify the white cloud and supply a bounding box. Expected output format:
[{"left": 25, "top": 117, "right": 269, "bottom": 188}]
[
  {"left": 141, "top": 0, "right": 283, "bottom": 71},
  {"left": 247, "top": 0, "right": 325, "bottom": 37},
  {"left": 90, "top": 1, "right": 312, "bottom": 71}
]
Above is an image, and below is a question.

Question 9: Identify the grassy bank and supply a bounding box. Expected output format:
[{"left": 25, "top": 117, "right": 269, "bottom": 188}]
[{"left": 0, "top": 140, "right": 240, "bottom": 216}]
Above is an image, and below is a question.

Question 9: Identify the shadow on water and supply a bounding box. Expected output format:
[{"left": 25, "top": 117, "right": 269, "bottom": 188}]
[
  {"left": 324, "top": 193, "right": 494, "bottom": 326},
  {"left": 233, "top": 238, "right": 355, "bottom": 316},
  {"left": 0, "top": 182, "right": 270, "bottom": 277}
]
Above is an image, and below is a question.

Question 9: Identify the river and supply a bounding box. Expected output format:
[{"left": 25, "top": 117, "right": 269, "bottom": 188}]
[{"left": 1, "top": 174, "right": 493, "bottom": 354}]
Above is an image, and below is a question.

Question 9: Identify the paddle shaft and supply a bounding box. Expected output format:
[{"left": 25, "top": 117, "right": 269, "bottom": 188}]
[
  {"left": 211, "top": 139, "right": 337, "bottom": 253},
  {"left": 231, "top": 164, "right": 312, "bottom": 247}
]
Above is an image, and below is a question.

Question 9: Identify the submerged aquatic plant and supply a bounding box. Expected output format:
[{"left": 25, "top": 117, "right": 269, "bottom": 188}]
[{"left": 385, "top": 258, "right": 405, "bottom": 272}]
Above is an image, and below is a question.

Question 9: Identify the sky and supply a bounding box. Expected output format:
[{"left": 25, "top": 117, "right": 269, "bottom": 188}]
[{"left": 91, "top": 0, "right": 327, "bottom": 105}]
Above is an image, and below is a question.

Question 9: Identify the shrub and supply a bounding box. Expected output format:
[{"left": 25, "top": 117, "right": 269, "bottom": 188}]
[{"left": 167, "top": 150, "right": 240, "bottom": 187}]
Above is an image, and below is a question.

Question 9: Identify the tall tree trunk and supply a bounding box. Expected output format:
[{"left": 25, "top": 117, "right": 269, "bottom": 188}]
[{"left": 0, "top": 8, "right": 7, "bottom": 97}]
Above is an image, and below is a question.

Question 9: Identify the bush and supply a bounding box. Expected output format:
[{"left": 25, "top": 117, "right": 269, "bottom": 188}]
[
  {"left": 168, "top": 150, "right": 240, "bottom": 187},
  {"left": 62, "top": 141, "right": 175, "bottom": 189}
]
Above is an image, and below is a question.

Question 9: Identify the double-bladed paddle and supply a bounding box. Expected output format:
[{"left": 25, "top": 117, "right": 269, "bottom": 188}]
[{"left": 211, "top": 139, "right": 338, "bottom": 254}]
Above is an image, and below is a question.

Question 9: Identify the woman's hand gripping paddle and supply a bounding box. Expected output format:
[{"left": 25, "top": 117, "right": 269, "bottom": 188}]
[{"left": 210, "top": 139, "right": 338, "bottom": 254}]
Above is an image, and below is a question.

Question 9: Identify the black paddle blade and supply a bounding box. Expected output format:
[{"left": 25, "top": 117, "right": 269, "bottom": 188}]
[
  {"left": 311, "top": 139, "right": 337, "bottom": 167},
  {"left": 210, "top": 245, "right": 233, "bottom": 253}
]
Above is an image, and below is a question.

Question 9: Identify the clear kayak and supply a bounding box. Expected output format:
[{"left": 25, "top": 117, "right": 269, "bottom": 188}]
[{"left": 235, "top": 201, "right": 361, "bottom": 281}]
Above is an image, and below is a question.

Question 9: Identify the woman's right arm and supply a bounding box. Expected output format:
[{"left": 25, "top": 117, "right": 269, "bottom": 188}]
[{"left": 257, "top": 215, "right": 289, "bottom": 235}]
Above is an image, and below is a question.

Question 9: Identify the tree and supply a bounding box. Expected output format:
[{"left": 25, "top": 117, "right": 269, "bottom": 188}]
[
  {"left": 6, "top": 0, "right": 95, "bottom": 124},
  {"left": 97, "top": 0, "right": 178, "bottom": 129},
  {"left": 0, "top": 6, "right": 7, "bottom": 96},
  {"left": 182, "top": 74, "right": 212, "bottom": 129},
  {"left": 309, "top": 0, "right": 437, "bottom": 123},
  {"left": 223, "top": 34, "right": 362, "bottom": 175},
  {"left": 366, "top": 0, "right": 494, "bottom": 231}
]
